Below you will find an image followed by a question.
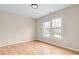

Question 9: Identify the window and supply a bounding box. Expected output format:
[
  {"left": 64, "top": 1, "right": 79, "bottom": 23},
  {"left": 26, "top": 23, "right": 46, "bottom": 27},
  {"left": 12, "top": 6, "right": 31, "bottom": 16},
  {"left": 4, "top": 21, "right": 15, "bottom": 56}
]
[
  {"left": 52, "top": 17, "right": 63, "bottom": 40},
  {"left": 43, "top": 21, "right": 50, "bottom": 37},
  {"left": 42, "top": 17, "right": 63, "bottom": 40}
]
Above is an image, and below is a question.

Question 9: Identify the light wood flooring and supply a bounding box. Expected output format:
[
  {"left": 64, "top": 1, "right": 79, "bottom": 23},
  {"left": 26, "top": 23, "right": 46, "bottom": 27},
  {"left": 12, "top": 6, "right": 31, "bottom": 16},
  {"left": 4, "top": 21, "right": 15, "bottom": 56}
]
[{"left": 0, "top": 40, "right": 78, "bottom": 55}]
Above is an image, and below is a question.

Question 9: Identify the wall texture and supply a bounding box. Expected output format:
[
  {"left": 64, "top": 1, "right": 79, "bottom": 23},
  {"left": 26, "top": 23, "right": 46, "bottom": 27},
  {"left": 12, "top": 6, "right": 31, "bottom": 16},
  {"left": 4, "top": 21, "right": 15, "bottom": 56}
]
[
  {"left": 0, "top": 11, "right": 35, "bottom": 47},
  {"left": 36, "top": 5, "right": 79, "bottom": 51}
]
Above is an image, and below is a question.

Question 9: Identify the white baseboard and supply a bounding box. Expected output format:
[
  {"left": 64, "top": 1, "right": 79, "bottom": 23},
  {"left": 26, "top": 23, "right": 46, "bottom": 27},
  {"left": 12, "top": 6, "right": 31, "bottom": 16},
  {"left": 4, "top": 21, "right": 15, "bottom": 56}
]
[
  {"left": 37, "top": 39, "right": 79, "bottom": 52},
  {"left": 0, "top": 39, "right": 34, "bottom": 47}
]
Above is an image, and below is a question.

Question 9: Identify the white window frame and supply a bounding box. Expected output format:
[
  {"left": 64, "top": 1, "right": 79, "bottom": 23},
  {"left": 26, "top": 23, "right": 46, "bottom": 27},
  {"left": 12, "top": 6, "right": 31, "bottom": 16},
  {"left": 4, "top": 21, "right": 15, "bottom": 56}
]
[
  {"left": 42, "top": 17, "right": 63, "bottom": 40},
  {"left": 42, "top": 20, "right": 51, "bottom": 38},
  {"left": 51, "top": 17, "right": 63, "bottom": 40}
]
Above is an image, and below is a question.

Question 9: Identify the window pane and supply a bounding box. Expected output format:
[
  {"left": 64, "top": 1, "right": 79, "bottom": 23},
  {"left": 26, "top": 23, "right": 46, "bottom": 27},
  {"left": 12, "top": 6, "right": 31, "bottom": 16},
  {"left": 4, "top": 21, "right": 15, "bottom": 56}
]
[
  {"left": 43, "top": 21, "right": 50, "bottom": 37},
  {"left": 52, "top": 17, "right": 62, "bottom": 39},
  {"left": 43, "top": 21, "right": 50, "bottom": 28}
]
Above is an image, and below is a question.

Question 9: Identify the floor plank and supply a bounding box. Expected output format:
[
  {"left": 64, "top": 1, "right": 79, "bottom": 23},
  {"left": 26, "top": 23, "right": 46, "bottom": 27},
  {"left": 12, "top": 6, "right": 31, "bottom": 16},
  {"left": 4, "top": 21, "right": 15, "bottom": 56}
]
[{"left": 0, "top": 40, "right": 78, "bottom": 55}]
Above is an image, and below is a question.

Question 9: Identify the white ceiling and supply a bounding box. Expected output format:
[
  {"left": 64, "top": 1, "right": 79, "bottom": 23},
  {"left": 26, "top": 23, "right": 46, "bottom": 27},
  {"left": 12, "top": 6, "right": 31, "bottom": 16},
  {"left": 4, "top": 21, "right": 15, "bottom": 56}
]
[{"left": 0, "top": 4, "right": 72, "bottom": 19}]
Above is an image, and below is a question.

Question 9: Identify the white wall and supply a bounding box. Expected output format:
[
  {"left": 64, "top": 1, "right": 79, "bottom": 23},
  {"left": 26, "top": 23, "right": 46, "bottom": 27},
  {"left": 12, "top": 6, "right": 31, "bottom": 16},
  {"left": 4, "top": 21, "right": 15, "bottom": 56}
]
[
  {"left": 0, "top": 11, "right": 35, "bottom": 47},
  {"left": 36, "top": 5, "right": 79, "bottom": 51}
]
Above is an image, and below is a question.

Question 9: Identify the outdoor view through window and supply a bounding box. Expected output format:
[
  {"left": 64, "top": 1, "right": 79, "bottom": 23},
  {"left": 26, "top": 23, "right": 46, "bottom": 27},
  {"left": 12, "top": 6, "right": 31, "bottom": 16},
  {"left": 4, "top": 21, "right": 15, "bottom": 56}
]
[{"left": 43, "top": 17, "right": 63, "bottom": 40}]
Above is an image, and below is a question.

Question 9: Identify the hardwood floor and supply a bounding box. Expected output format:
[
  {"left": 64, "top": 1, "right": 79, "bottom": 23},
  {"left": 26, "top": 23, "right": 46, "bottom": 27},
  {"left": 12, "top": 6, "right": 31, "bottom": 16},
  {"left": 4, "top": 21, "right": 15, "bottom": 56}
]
[{"left": 0, "top": 40, "right": 78, "bottom": 55}]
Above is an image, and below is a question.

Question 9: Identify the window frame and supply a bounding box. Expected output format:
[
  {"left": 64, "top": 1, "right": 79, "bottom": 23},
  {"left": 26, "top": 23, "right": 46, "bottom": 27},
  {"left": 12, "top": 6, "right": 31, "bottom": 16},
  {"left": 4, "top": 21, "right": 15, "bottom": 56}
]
[
  {"left": 51, "top": 17, "right": 63, "bottom": 40},
  {"left": 42, "top": 17, "right": 63, "bottom": 40},
  {"left": 42, "top": 20, "right": 51, "bottom": 38}
]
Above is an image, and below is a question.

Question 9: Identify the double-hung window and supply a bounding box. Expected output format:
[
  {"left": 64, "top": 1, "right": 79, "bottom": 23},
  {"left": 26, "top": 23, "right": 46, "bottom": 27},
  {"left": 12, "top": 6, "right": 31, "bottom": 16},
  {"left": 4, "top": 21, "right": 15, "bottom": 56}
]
[
  {"left": 43, "top": 17, "right": 63, "bottom": 40},
  {"left": 52, "top": 17, "right": 63, "bottom": 40},
  {"left": 43, "top": 21, "right": 50, "bottom": 37}
]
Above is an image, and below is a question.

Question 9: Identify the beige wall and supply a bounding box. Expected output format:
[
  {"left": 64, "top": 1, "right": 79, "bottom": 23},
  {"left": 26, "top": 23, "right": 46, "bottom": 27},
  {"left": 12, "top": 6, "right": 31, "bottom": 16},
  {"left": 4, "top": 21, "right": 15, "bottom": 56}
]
[
  {"left": 36, "top": 5, "right": 79, "bottom": 51},
  {"left": 0, "top": 11, "right": 35, "bottom": 47}
]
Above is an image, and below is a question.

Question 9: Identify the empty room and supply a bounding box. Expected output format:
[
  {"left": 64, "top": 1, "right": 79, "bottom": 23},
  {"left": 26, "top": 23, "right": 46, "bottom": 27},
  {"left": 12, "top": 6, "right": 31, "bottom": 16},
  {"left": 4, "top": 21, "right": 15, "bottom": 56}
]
[{"left": 0, "top": 4, "right": 79, "bottom": 55}]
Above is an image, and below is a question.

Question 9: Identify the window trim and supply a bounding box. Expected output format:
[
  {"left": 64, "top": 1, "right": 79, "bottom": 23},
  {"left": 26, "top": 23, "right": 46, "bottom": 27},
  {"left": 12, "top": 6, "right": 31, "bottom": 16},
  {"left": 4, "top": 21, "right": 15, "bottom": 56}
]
[
  {"left": 42, "top": 17, "right": 63, "bottom": 40},
  {"left": 42, "top": 20, "right": 51, "bottom": 38},
  {"left": 51, "top": 17, "right": 63, "bottom": 40}
]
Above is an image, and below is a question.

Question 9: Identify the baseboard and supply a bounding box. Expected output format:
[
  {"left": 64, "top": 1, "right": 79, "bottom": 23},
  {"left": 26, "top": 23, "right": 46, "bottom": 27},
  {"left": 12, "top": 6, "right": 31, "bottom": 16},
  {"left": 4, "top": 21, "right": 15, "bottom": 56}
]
[
  {"left": 0, "top": 39, "right": 34, "bottom": 48},
  {"left": 35, "top": 40, "right": 79, "bottom": 54}
]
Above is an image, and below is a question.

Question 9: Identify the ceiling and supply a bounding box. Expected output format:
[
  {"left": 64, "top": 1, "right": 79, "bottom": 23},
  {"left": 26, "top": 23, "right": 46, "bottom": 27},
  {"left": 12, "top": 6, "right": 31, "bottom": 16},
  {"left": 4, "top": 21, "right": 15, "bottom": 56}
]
[{"left": 0, "top": 4, "right": 73, "bottom": 19}]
